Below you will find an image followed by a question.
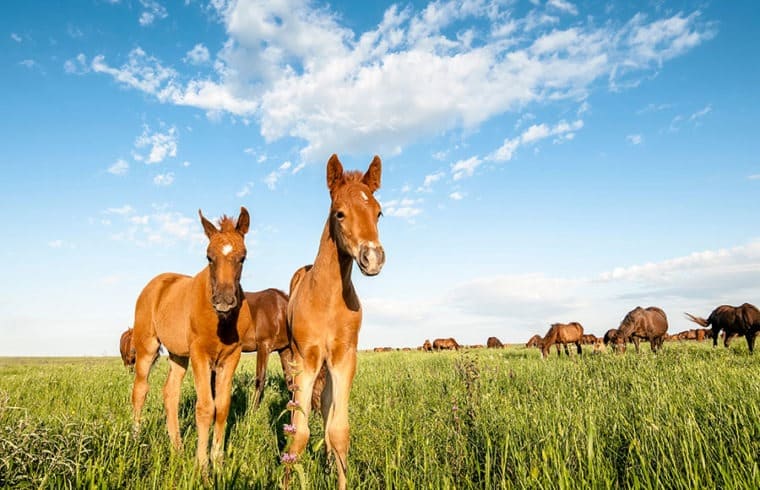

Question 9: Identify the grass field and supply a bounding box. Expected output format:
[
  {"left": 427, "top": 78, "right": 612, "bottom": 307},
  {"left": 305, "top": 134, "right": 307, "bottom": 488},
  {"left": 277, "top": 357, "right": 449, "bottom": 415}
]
[{"left": 2, "top": 342, "right": 760, "bottom": 489}]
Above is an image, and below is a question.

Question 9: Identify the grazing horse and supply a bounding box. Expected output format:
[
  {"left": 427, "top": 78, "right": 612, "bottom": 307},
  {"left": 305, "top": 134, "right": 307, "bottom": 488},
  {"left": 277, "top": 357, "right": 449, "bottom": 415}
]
[
  {"left": 615, "top": 306, "right": 668, "bottom": 353},
  {"left": 422, "top": 339, "right": 433, "bottom": 352},
  {"left": 525, "top": 334, "right": 542, "bottom": 348},
  {"left": 581, "top": 334, "right": 598, "bottom": 345},
  {"left": 131, "top": 208, "right": 253, "bottom": 470},
  {"left": 540, "top": 322, "right": 584, "bottom": 359},
  {"left": 486, "top": 336, "right": 504, "bottom": 348},
  {"left": 685, "top": 303, "right": 760, "bottom": 352},
  {"left": 120, "top": 328, "right": 136, "bottom": 368},
  {"left": 286, "top": 154, "right": 385, "bottom": 490},
  {"left": 433, "top": 338, "right": 460, "bottom": 351}
]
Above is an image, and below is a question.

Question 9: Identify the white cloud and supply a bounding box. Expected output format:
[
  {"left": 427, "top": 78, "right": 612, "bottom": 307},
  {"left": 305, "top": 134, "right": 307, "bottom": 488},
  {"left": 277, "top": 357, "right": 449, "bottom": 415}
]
[
  {"left": 102, "top": 205, "right": 206, "bottom": 247},
  {"left": 19, "top": 59, "right": 39, "bottom": 70},
  {"left": 236, "top": 182, "right": 254, "bottom": 197},
  {"left": 108, "top": 159, "right": 129, "bottom": 175},
  {"left": 689, "top": 104, "right": 712, "bottom": 122},
  {"left": 153, "top": 172, "right": 175, "bottom": 186},
  {"left": 668, "top": 104, "right": 712, "bottom": 132},
  {"left": 547, "top": 0, "right": 578, "bottom": 16},
  {"left": 89, "top": 2, "right": 715, "bottom": 163},
  {"left": 489, "top": 119, "right": 583, "bottom": 161},
  {"left": 451, "top": 156, "right": 483, "bottom": 181},
  {"left": 263, "top": 161, "right": 293, "bottom": 190},
  {"left": 637, "top": 102, "right": 671, "bottom": 115},
  {"left": 382, "top": 198, "right": 423, "bottom": 220},
  {"left": 139, "top": 0, "right": 168, "bottom": 26},
  {"left": 449, "top": 191, "right": 464, "bottom": 200},
  {"left": 748, "top": 174, "right": 760, "bottom": 181},
  {"left": 10, "top": 33, "right": 22, "bottom": 43},
  {"left": 184, "top": 43, "right": 210, "bottom": 65},
  {"left": 418, "top": 171, "right": 445, "bottom": 192},
  {"left": 48, "top": 240, "right": 64, "bottom": 249},
  {"left": 64, "top": 54, "right": 89, "bottom": 75},
  {"left": 626, "top": 134, "right": 643, "bottom": 145},
  {"left": 134, "top": 125, "right": 178, "bottom": 164}
]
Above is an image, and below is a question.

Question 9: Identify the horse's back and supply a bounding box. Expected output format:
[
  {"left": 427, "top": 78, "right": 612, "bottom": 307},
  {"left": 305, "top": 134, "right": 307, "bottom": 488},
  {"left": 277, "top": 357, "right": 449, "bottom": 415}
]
[{"left": 134, "top": 272, "right": 194, "bottom": 356}]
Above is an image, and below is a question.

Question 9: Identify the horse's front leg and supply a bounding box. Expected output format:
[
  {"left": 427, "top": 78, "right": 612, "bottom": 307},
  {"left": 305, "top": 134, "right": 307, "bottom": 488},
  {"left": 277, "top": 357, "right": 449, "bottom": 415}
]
[
  {"left": 190, "top": 350, "right": 214, "bottom": 471},
  {"left": 286, "top": 347, "right": 322, "bottom": 461},
  {"left": 633, "top": 337, "right": 641, "bottom": 353},
  {"left": 210, "top": 348, "right": 242, "bottom": 465},
  {"left": 253, "top": 345, "right": 270, "bottom": 409},
  {"left": 323, "top": 348, "right": 357, "bottom": 490}
]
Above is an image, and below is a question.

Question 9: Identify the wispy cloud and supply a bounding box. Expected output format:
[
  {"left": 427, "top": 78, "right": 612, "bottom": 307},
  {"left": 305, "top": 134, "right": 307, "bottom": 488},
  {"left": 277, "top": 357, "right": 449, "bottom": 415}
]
[
  {"left": 153, "top": 172, "right": 175, "bottom": 186},
  {"left": 668, "top": 104, "right": 712, "bottom": 132},
  {"left": 184, "top": 43, "right": 210, "bottom": 65},
  {"left": 236, "top": 182, "right": 254, "bottom": 197},
  {"left": 10, "top": 33, "right": 22, "bottom": 43},
  {"left": 139, "top": 0, "right": 168, "bottom": 26},
  {"left": 748, "top": 174, "right": 760, "bottom": 181},
  {"left": 449, "top": 191, "right": 464, "bottom": 200},
  {"left": 134, "top": 125, "right": 178, "bottom": 164},
  {"left": 451, "top": 156, "right": 483, "bottom": 181},
  {"left": 102, "top": 205, "right": 205, "bottom": 247},
  {"left": 626, "top": 134, "right": 643, "bottom": 145},
  {"left": 64, "top": 53, "right": 89, "bottom": 75},
  {"left": 107, "top": 159, "right": 129, "bottom": 176},
  {"left": 263, "top": 161, "right": 292, "bottom": 190},
  {"left": 382, "top": 198, "right": 423, "bottom": 221},
  {"left": 489, "top": 119, "right": 583, "bottom": 161},
  {"left": 636, "top": 102, "right": 672, "bottom": 115},
  {"left": 417, "top": 171, "right": 445, "bottom": 192}
]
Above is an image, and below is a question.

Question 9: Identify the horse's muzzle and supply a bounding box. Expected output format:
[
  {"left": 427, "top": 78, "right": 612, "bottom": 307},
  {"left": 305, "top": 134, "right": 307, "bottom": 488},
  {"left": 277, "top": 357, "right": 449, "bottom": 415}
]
[
  {"left": 212, "top": 291, "right": 238, "bottom": 314},
  {"left": 357, "top": 243, "right": 385, "bottom": 276}
]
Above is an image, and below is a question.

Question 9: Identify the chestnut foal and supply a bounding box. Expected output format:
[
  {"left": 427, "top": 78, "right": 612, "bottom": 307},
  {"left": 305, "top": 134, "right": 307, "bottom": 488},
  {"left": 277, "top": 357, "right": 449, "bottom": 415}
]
[
  {"left": 286, "top": 154, "right": 385, "bottom": 489},
  {"left": 130, "top": 207, "right": 254, "bottom": 470}
]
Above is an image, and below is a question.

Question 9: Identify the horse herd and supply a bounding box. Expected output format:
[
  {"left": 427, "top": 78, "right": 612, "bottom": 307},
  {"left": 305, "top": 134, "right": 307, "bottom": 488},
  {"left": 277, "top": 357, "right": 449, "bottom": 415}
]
[
  {"left": 405, "top": 303, "right": 760, "bottom": 359},
  {"left": 119, "top": 155, "right": 382, "bottom": 489}
]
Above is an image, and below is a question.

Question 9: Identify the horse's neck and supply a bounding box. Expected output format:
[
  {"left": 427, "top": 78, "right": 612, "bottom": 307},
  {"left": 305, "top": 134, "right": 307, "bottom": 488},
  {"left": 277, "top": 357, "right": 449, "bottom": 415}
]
[{"left": 311, "top": 219, "right": 355, "bottom": 298}]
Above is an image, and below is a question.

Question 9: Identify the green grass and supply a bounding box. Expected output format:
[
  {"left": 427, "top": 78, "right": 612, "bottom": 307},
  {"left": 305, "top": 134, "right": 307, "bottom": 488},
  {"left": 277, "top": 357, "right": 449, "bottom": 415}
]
[{"left": 1, "top": 342, "right": 760, "bottom": 488}]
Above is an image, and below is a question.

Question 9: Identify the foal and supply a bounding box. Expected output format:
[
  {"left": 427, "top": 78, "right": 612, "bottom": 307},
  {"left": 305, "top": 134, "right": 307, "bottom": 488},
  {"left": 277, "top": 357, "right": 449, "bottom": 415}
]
[
  {"left": 287, "top": 154, "right": 385, "bottom": 490},
  {"left": 130, "top": 207, "right": 253, "bottom": 469}
]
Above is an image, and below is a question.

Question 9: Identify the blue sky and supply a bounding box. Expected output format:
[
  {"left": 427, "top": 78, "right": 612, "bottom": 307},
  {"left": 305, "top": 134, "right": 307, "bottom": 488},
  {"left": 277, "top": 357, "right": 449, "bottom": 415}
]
[{"left": 1, "top": 0, "right": 759, "bottom": 356}]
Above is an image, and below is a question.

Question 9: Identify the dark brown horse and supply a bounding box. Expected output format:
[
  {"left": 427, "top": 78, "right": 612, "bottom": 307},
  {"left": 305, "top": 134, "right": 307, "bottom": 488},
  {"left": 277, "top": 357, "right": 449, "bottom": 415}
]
[
  {"left": 286, "top": 154, "right": 385, "bottom": 490},
  {"left": 422, "top": 339, "right": 433, "bottom": 352},
  {"left": 486, "top": 336, "right": 504, "bottom": 348},
  {"left": 120, "top": 328, "right": 135, "bottom": 368},
  {"left": 615, "top": 306, "right": 668, "bottom": 353},
  {"left": 525, "top": 334, "right": 542, "bottom": 348},
  {"left": 685, "top": 303, "right": 760, "bottom": 352},
  {"left": 603, "top": 329, "right": 622, "bottom": 352},
  {"left": 433, "top": 338, "right": 460, "bottom": 351},
  {"left": 131, "top": 208, "right": 254, "bottom": 470},
  {"left": 540, "top": 322, "right": 584, "bottom": 359},
  {"left": 241, "top": 288, "right": 293, "bottom": 409}
]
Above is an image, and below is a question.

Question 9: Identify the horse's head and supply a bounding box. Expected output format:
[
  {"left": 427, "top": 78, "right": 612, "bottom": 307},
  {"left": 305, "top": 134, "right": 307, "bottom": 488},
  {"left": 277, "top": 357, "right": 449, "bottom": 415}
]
[
  {"left": 326, "top": 154, "right": 385, "bottom": 276},
  {"left": 199, "top": 207, "right": 250, "bottom": 315}
]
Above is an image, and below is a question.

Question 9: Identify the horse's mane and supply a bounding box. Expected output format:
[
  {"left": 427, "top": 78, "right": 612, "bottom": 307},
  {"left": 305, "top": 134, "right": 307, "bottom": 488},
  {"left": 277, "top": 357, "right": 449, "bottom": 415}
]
[
  {"left": 343, "top": 170, "right": 364, "bottom": 184},
  {"left": 218, "top": 215, "right": 237, "bottom": 232}
]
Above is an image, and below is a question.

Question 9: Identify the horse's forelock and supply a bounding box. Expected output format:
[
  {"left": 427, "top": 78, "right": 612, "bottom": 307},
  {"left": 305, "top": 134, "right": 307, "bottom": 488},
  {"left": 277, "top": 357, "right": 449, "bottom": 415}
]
[{"left": 218, "top": 215, "right": 237, "bottom": 233}]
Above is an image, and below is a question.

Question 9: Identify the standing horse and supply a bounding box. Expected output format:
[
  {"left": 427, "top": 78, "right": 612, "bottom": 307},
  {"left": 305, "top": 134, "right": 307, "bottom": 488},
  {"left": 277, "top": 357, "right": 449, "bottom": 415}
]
[
  {"left": 422, "top": 339, "right": 433, "bottom": 352},
  {"left": 540, "top": 322, "right": 584, "bottom": 359},
  {"left": 286, "top": 154, "right": 385, "bottom": 490},
  {"left": 615, "top": 306, "right": 668, "bottom": 353},
  {"left": 120, "top": 328, "right": 136, "bottom": 368},
  {"left": 131, "top": 208, "right": 253, "bottom": 470},
  {"left": 241, "top": 288, "right": 293, "bottom": 409},
  {"left": 685, "top": 303, "right": 760, "bottom": 352}
]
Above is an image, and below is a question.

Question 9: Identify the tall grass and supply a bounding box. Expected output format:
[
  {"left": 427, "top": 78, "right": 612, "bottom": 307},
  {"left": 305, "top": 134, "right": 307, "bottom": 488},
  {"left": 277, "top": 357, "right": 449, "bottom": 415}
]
[{"left": 1, "top": 343, "right": 760, "bottom": 488}]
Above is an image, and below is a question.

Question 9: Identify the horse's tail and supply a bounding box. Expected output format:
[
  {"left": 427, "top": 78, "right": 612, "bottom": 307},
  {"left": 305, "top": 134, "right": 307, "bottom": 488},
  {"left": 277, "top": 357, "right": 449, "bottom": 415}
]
[{"left": 684, "top": 312, "right": 709, "bottom": 328}]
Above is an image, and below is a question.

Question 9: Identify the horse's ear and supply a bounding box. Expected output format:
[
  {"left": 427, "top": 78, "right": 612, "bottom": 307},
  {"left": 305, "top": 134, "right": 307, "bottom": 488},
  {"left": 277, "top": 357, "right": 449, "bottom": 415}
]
[
  {"left": 362, "top": 155, "right": 382, "bottom": 193},
  {"left": 236, "top": 207, "right": 250, "bottom": 236},
  {"left": 326, "top": 154, "right": 344, "bottom": 194},
  {"left": 199, "top": 209, "right": 218, "bottom": 239}
]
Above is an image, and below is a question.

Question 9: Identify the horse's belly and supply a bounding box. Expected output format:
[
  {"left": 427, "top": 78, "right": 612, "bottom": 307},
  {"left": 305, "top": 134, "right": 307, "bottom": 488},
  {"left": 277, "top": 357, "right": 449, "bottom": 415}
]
[{"left": 154, "top": 311, "right": 191, "bottom": 357}]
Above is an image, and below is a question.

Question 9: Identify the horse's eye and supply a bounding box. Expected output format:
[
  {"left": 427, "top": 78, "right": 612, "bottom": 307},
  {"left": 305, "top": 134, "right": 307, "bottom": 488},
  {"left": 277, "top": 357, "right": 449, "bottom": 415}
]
[
  {"left": 335, "top": 211, "right": 345, "bottom": 220},
  {"left": 377, "top": 211, "right": 383, "bottom": 219},
  {"left": 206, "top": 255, "right": 213, "bottom": 263},
  {"left": 240, "top": 256, "right": 246, "bottom": 264}
]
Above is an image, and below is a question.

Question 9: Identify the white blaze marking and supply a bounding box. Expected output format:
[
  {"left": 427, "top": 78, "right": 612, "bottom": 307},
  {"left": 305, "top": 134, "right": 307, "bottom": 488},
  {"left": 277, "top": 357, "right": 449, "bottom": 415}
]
[
  {"left": 360, "top": 191, "right": 368, "bottom": 201},
  {"left": 222, "top": 244, "right": 233, "bottom": 256}
]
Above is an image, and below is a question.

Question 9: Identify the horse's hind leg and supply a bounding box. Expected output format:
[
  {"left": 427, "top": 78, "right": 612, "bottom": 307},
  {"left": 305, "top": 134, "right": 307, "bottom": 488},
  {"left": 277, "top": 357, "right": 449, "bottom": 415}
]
[
  {"left": 576, "top": 342, "right": 582, "bottom": 355},
  {"left": 131, "top": 337, "right": 160, "bottom": 435},
  {"left": 163, "top": 353, "right": 188, "bottom": 450},
  {"left": 746, "top": 333, "right": 756, "bottom": 353},
  {"left": 253, "top": 347, "right": 269, "bottom": 409}
]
